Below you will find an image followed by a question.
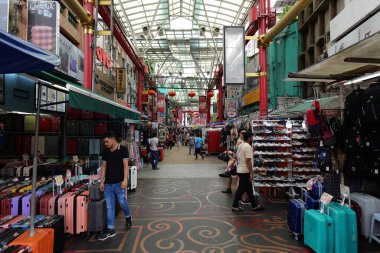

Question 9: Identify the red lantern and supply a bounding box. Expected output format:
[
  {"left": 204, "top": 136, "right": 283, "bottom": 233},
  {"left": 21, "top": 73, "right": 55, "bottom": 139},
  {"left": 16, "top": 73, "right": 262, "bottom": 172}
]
[
  {"left": 207, "top": 91, "right": 214, "bottom": 98},
  {"left": 148, "top": 90, "right": 156, "bottom": 96},
  {"left": 169, "top": 91, "right": 176, "bottom": 97},
  {"left": 188, "top": 91, "right": 196, "bottom": 98}
]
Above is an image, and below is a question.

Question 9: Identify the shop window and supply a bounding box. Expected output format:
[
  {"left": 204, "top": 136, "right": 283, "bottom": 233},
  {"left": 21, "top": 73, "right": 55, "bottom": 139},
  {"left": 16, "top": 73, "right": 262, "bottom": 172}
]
[{"left": 68, "top": 11, "right": 78, "bottom": 28}]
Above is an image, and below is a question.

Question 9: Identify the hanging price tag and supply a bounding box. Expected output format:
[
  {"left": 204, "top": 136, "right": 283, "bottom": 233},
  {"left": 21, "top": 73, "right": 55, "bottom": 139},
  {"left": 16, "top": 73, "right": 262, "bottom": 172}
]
[
  {"left": 66, "top": 169, "right": 72, "bottom": 180},
  {"left": 320, "top": 192, "right": 333, "bottom": 205},
  {"left": 306, "top": 179, "right": 314, "bottom": 190},
  {"left": 73, "top": 156, "right": 79, "bottom": 163},
  {"left": 55, "top": 175, "right": 64, "bottom": 186},
  {"left": 78, "top": 165, "right": 83, "bottom": 175},
  {"left": 340, "top": 184, "right": 350, "bottom": 198}
]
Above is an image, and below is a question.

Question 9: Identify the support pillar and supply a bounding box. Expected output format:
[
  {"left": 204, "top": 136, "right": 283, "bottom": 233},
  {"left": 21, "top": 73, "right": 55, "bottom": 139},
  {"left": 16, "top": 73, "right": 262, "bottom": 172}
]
[
  {"left": 151, "top": 94, "right": 155, "bottom": 122},
  {"left": 206, "top": 94, "right": 211, "bottom": 124},
  {"left": 137, "top": 71, "right": 143, "bottom": 113},
  {"left": 218, "top": 77, "right": 223, "bottom": 122},
  {"left": 84, "top": 0, "right": 94, "bottom": 90},
  {"left": 258, "top": 0, "right": 269, "bottom": 117},
  {"left": 165, "top": 96, "right": 169, "bottom": 124}
]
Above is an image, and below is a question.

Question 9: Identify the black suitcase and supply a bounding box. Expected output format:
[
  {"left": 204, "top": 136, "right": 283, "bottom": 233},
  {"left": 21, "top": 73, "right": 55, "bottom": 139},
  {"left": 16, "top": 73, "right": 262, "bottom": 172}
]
[
  {"left": 362, "top": 82, "right": 380, "bottom": 124},
  {"left": 345, "top": 88, "right": 365, "bottom": 124},
  {"left": 66, "top": 121, "right": 80, "bottom": 136},
  {"left": 0, "top": 227, "right": 25, "bottom": 247},
  {"left": 88, "top": 199, "right": 107, "bottom": 232},
  {"left": 80, "top": 121, "right": 94, "bottom": 136},
  {"left": 89, "top": 182, "right": 103, "bottom": 201},
  {"left": 45, "top": 136, "right": 59, "bottom": 156},
  {"left": 78, "top": 139, "right": 89, "bottom": 156},
  {"left": 36, "top": 215, "right": 64, "bottom": 253}
]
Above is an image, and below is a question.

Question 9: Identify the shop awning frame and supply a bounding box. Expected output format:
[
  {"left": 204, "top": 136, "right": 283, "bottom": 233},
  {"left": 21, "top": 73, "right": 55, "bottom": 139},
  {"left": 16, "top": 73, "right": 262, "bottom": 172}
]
[{"left": 68, "top": 84, "right": 141, "bottom": 120}]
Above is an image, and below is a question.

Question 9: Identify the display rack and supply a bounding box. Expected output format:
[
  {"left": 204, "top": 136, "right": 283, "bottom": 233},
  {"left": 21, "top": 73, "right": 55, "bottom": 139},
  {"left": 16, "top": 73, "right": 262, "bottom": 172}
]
[{"left": 252, "top": 120, "right": 321, "bottom": 193}]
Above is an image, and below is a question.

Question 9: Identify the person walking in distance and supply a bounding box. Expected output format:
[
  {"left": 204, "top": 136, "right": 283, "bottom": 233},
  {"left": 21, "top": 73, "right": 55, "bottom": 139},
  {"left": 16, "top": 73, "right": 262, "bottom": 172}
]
[
  {"left": 149, "top": 132, "right": 160, "bottom": 170},
  {"left": 194, "top": 133, "right": 204, "bottom": 160},
  {"left": 98, "top": 131, "right": 132, "bottom": 241},
  {"left": 232, "top": 131, "right": 263, "bottom": 212},
  {"left": 188, "top": 133, "right": 195, "bottom": 155}
]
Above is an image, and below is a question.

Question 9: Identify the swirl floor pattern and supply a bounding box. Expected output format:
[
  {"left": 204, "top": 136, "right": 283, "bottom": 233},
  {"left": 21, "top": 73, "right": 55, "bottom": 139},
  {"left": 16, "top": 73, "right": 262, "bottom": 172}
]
[{"left": 64, "top": 148, "right": 380, "bottom": 253}]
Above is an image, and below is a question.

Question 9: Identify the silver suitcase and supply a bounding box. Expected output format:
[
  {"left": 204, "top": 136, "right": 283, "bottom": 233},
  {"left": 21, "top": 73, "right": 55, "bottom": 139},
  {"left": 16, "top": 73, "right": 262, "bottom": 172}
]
[
  {"left": 128, "top": 166, "right": 137, "bottom": 191},
  {"left": 351, "top": 192, "right": 380, "bottom": 238}
]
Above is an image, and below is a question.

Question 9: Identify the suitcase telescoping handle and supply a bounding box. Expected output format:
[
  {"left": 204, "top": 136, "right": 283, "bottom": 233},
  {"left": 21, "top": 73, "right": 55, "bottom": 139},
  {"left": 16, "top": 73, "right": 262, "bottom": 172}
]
[
  {"left": 340, "top": 193, "right": 351, "bottom": 207},
  {"left": 301, "top": 188, "right": 308, "bottom": 203}
]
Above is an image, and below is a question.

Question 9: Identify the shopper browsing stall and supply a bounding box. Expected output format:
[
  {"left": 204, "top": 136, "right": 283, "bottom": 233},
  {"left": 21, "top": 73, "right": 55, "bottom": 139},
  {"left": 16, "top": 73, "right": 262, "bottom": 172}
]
[
  {"left": 98, "top": 131, "right": 132, "bottom": 241},
  {"left": 149, "top": 132, "right": 160, "bottom": 170}
]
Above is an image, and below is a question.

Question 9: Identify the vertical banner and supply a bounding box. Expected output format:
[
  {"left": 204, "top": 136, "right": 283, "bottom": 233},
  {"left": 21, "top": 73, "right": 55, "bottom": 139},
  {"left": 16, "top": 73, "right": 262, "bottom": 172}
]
[
  {"left": 58, "top": 34, "right": 84, "bottom": 84},
  {"left": 0, "top": 0, "right": 9, "bottom": 32},
  {"left": 116, "top": 68, "right": 126, "bottom": 93},
  {"left": 199, "top": 96, "right": 207, "bottom": 113},
  {"left": 227, "top": 86, "right": 242, "bottom": 98},
  {"left": 225, "top": 98, "right": 238, "bottom": 118},
  {"left": 157, "top": 93, "right": 165, "bottom": 112},
  {"left": 27, "top": 1, "right": 60, "bottom": 54},
  {"left": 224, "top": 27, "right": 245, "bottom": 85}
]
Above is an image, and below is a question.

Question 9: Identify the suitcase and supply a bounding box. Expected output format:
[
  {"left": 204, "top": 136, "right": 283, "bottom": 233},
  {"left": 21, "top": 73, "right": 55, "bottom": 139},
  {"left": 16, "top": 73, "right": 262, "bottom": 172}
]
[
  {"left": 65, "top": 191, "right": 88, "bottom": 235},
  {"left": 88, "top": 199, "right": 107, "bottom": 232},
  {"left": 11, "top": 194, "right": 23, "bottom": 216},
  {"left": 351, "top": 192, "right": 380, "bottom": 238},
  {"left": 11, "top": 215, "right": 45, "bottom": 229},
  {"left": 94, "top": 122, "right": 108, "bottom": 136},
  {"left": 50, "top": 116, "right": 61, "bottom": 132},
  {"left": 0, "top": 216, "right": 25, "bottom": 229},
  {"left": 304, "top": 209, "right": 334, "bottom": 253},
  {"left": 44, "top": 136, "right": 59, "bottom": 157},
  {"left": 0, "top": 198, "right": 11, "bottom": 215},
  {"left": 15, "top": 136, "right": 23, "bottom": 155},
  {"left": 89, "top": 182, "right": 103, "bottom": 201},
  {"left": 325, "top": 202, "right": 358, "bottom": 253},
  {"left": 287, "top": 197, "right": 309, "bottom": 240},
  {"left": 35, "top": 215, "right": 64, "bottom": 253},
  {"left": 24, "top": 115, "right": 36, "bottom": 132},
  {"left": 309, "top": 182, "right": 326, "bottom": 199},
  {"left": 89, "top": 139, "right": 101, "bottom": 155},
  {"left": 31, "top": 136, "right": 45, "bottom": 155},
  {"left": 39, "top": 117, "right": 51, "bottom": 132},
  {"left": 128, "top": 166, "right": 137, "bottom": 191},
  {"left": 66, "top": 138, "right": 78, "bottom": 156},
  {"left": 80, "top": 110, "right": 94, "bottom": 119},
  {"left": 66, "top": 106, "right": 81, "bottom": 119},
  {"left": 78, "top": 139, "right": 89, "bottom": 156},
  {"left": 0, "top": 227, "right": 26, "bottom": 247},
  {"left": 66, "top": 121, "right": 80, "bottom": 136},
  {"left": 80, "top": 121, "right": 94, "bottom": 136},
  {"left": 306, "top": 194, "right": 320, "bottom": 210},
  {"left": 22, "top": 136, "right": 32, "bottom": 155},
  {"left": 39, "top": 193, "right": 53, "bottom": 215},
  {"left": 57, "top": 192, "right": 74, "bottom": 217},
  {"left": 21, "top": 194, "right": 37, "bottom": 216},
  {"left": 9, "top": 228, "right": 54, "bottom": 253}
]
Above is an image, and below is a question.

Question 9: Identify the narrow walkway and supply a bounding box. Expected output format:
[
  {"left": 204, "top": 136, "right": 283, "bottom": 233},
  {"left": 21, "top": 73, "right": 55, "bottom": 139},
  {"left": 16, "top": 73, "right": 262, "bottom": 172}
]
[{"left": 64, "top": 147, "right": 380, "bottom": 253}]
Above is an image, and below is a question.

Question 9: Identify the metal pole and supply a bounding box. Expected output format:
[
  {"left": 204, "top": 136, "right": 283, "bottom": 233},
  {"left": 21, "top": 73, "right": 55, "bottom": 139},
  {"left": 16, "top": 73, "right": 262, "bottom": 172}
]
[
  {"left": 84, "top": 0, "right": 95, "bottom": 90},
  {"left": 92, "top": 0, "right": 99, "bottom": 92},
  {"left": 30, "top": 82, "right": 42, "bottom": 237},
  {"left": 218, "top": 75, "right": 223, "bottom": 122}
]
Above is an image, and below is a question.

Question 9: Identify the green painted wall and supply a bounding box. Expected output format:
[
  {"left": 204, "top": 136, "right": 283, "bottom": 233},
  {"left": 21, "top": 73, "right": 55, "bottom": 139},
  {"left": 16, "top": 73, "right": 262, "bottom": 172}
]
[{"left": 268, "top": 20, "right": 303, "bottom": 109}]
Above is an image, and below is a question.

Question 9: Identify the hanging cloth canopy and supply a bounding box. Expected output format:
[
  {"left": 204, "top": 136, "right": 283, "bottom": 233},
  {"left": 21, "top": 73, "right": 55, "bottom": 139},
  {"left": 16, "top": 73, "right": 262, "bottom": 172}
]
[{"left": 0, "top": 30, "right": 60, "bottom": 74}]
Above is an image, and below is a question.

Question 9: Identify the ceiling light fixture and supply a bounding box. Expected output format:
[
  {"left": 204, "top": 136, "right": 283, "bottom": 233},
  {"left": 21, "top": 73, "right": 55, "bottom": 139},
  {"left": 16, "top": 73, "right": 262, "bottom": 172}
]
[{"left": 344, "top": 70, "right": 380, "bottom": 85}]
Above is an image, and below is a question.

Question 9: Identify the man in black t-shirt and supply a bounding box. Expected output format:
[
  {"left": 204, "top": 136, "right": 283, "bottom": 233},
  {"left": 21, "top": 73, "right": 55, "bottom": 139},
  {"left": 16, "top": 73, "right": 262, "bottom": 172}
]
[{"left": 98, "top": 131, "right": 132, "bottom": 241}]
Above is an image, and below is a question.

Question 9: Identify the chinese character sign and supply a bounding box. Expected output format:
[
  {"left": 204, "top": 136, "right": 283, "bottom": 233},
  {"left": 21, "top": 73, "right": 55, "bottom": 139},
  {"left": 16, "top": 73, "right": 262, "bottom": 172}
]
[
  {"left": 227, "top": 86, "right": 242, "bottom": 98},
  {"left": 157, "top": 93, "right": 165, "bottom": 112},
  {"left": 199, "top": 96, "right": 207, "bottom": 113},
  {"left": 225, "top": 98, "right": 238, "bottom": 118}
]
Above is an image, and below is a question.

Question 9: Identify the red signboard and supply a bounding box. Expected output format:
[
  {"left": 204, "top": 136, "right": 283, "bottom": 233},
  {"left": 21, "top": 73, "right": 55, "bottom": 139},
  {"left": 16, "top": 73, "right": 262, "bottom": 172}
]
[
  {"left": 199, "top": 96, "right": 207, "bottom": 113},
  {"left": 157, "top": 93, "right": 165, "bottom": 112},
  {"left": 96, "top": 47, "right": 112, "bottom": 69}
]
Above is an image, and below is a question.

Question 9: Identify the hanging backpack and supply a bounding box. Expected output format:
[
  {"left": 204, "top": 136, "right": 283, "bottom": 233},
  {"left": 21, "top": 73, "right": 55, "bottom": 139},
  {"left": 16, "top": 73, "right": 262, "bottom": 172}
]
[
  {"left": 306, "top": 101, "right": 322, "bottom": 137},
  {"left": 341, "top": 123, "right": 364, "bottom": 153},
  {"left": 362, "top": 81, "right": 380, "bottom": 124},
  {"left": 363, "top": 125, "right": 380, "bottom": 154},
  {"left": 345, "top": 88, "right": 365, "bottom": 124}
]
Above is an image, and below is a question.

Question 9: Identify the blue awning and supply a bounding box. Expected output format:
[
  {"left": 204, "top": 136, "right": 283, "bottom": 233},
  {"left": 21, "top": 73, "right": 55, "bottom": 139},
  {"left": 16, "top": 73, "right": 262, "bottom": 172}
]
[{"left": 0, "top": 30, "right": 60, "bottom": 74}]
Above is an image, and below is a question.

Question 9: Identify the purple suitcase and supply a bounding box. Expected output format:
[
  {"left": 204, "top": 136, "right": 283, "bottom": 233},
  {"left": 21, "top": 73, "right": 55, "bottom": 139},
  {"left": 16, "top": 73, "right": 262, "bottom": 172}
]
[
  {"left": 21, "top": 194, "right": 34, "bottom": 216},
  {"left": 10, "top": 195, "right": 22, "bottom": 216}
]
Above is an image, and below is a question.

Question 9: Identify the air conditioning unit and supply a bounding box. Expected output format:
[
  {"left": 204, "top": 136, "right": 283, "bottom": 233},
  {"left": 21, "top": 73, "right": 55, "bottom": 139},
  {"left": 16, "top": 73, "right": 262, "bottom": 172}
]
[
  {"left": 213, "top": 27, "right": 220, "bottom": 37},
  {"left": 199, "top": 27, "right": 206, "bottom": 36},
  {"left": 143, "top": 26, "right": 150, "bottom": 36},
  {"left": 157, "top": 25, "right": 164, "bottom": 36}
]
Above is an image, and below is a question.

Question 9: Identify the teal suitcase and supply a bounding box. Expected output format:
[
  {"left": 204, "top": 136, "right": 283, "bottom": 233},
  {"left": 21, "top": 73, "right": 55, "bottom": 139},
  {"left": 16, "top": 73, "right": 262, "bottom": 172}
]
[
  {"left": 304, "top": 209, "right": 334, "bottom": 253},
  {"left": 327, "top": 202, "right": 358, "bottom": 253}
]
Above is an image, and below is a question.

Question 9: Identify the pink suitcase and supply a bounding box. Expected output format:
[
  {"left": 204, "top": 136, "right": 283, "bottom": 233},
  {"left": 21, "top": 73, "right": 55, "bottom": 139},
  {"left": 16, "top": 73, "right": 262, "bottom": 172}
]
[
  {"left": 58, "top": 192, "right": 74, "bottom": 217},
  {"left": 65, "top": 191, "right": 89, "bottom": 235},
  {"left": 39, "top": 193, "right": 53, "bottom": 215}
]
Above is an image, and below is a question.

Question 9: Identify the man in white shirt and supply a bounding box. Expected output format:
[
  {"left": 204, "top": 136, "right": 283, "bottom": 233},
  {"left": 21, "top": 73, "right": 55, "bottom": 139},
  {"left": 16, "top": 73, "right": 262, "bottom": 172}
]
[
  {"left": 232, "top": 131, "right": 263, "bottom": 212},
  {"left": 149, "top": 132, "right": 159, "bottom": 170}
]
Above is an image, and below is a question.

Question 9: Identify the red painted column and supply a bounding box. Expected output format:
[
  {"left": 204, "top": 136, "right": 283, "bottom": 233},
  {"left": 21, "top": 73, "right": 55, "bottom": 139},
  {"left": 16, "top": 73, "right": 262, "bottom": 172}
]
[
  {"left": 206, "top": 94, "right": 211, "bottom": 124},
  {"left": 84, "top": 0, "right": 94, "bottom": 90},
  {"left": 259, "top": 0, "right": 269, "bottom": 117},
  {"left": 151, "top": 94, "right": 155, "bottom": 122},
  {"left": 137, "top": 71, "right": 143, "bottom": 113},
  {"left": 218, "top": 77, "right": 223, "bottom": 122}
]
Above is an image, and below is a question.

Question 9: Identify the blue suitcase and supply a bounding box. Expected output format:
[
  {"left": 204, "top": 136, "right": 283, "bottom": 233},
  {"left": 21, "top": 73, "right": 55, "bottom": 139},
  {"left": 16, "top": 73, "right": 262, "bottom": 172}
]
[
  {"left": 309, "top": 182, "right": 326, "bottom": 199},
  {"left": 304, "top": 209, "right": 334, "bottom": 253},
  {"left": 306, "top": 194, "right": 320, "bottom": 209},
  {"left": 287, "top": 198, "right": 309, "bottom": 240},
  {"left": 325, "top": 202, "right": 358, "bottom": 253}
]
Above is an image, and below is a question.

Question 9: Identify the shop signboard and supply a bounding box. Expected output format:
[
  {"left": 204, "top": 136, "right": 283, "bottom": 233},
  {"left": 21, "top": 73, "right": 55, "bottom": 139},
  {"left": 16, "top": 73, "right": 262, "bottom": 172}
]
[
  {"left": 199, "top": 96, "right": 207, "bottom": 113},
  {"left": 47, "top": 88, "right": 57, "bottom": 111},
  {"left": 224, "top": 26, "right": 245, "bottom": 85},
  {"left": 157, "top": 93, "right": 165, "bottom": 112},
  {"left": 116, "top": 68, "right": 126, "bottom": 93},
  {"left": 94, "top": 68, "right": 114, "bottom": 100},
  {"left": 57, "top": 34, "right": 84, "bottom": 84},
  {"left": 56, "top": 91, "right": 66, "bottom": 112},
  {"left": 35, "top": 84, "right": 66, "bottom": 112},
  {"left": 241, "top": 88, "right": 260, "bottom": 107},
  {"left": 225, "top": 98, "right": 238, "bottom": 118},
  {"left": 27, "top": 1, "right": 60, "bottom": 54},
  {"left": 0, "top": 0, "right": 9, "bottom": 32},
  {"left": 226, "top": 86, "right": 242, "bottom": 98}
]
